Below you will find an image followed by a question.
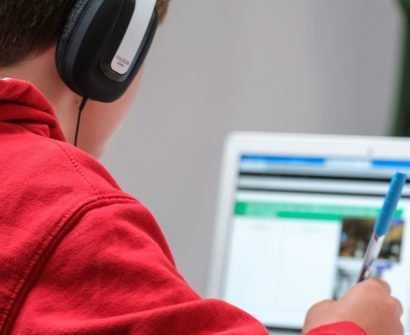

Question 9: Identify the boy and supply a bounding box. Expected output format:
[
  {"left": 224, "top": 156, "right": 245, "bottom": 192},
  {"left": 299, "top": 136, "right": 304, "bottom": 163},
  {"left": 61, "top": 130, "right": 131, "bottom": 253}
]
[{"left": 0, "top": 1, "right": 403, "bottom": 334}]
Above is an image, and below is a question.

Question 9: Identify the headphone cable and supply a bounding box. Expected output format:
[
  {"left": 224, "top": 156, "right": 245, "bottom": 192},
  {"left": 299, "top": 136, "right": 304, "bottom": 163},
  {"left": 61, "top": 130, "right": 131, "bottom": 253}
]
[{"left": 74, "top": 97, "right": 89, "bottom": 147}]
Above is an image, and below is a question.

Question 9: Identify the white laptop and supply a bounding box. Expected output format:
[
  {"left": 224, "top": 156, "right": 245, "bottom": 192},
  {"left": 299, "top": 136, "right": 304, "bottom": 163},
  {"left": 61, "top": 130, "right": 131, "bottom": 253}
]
[{"left": 208, "top": 132, "right": 410, "bottom": 334}]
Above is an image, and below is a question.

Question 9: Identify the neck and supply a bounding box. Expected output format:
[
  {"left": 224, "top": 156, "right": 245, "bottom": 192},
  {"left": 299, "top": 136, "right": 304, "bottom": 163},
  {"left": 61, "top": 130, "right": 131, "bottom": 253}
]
[{"left": 0, "top": 47, "right": 80, "bottom": 143}]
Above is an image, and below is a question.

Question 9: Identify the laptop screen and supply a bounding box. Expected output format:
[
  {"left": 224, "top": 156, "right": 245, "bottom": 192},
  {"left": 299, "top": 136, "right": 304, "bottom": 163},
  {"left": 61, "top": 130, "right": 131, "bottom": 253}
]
[{"left": 221, "top": 153, "right": 410, "bottom": 330}]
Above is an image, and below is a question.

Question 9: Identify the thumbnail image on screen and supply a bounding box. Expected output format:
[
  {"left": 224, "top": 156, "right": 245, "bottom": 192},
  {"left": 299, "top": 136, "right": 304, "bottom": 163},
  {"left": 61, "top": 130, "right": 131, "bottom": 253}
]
[{"left": 334, "top": 217, "right": 404, "bottom": 299}]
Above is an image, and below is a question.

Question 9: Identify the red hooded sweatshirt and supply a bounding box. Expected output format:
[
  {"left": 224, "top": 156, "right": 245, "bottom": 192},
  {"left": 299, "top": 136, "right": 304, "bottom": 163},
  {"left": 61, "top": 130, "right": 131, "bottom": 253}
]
[{"left": 0, "top": 78, "right": 367, "bottom": 335}]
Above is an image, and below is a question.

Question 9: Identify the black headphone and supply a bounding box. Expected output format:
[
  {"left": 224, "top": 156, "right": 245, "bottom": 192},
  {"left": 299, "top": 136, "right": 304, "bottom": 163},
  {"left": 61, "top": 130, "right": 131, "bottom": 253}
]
[{"left": 56, "top": 0, "right": 158, "bottom": 103}]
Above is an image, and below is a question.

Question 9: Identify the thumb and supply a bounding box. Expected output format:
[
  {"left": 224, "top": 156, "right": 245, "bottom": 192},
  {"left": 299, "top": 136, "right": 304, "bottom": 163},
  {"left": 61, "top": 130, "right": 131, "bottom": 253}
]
[{"left": 303, "top": 300, "right": 336, "bottom": 335}]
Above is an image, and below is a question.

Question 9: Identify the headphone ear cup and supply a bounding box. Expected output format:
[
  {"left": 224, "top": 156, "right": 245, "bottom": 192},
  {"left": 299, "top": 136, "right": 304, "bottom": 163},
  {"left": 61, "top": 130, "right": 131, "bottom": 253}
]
[
  {"left": 56, "top": 0, "right": 157, "bottom": 102},
  {"left": 56, "top": 0, "right": 90, "bottom": 72}
]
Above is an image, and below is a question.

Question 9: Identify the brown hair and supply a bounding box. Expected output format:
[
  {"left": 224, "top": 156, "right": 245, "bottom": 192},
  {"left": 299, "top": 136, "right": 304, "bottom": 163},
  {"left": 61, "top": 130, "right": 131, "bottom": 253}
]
[{"left": 0, "top": 0, "right": 169, "bottom": 67}]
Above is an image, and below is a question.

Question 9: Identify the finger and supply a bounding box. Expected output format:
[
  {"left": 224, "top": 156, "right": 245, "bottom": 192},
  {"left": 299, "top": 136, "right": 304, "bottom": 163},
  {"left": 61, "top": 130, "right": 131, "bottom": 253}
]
[
  {"left": 392, "top": 297, "right": 404, "bottom": 316},
  {"left": 368, "top": 279, "right": 392, "bottom": 294},
  {"left": 374, "top": 279, "right": 392, "bottom": 294},
  {"left": 312, "top": 299, "right": 335, "bottom": 308},
  {"left": 306, "top": 299, "right": 335, "bottom": 315}
]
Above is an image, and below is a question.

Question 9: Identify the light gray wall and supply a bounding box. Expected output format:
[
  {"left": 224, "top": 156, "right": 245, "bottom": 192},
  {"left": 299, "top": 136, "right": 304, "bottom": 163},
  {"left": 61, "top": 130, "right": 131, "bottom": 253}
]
[{"left": 103, "top": 0, "right": 402, "bottom": 295}]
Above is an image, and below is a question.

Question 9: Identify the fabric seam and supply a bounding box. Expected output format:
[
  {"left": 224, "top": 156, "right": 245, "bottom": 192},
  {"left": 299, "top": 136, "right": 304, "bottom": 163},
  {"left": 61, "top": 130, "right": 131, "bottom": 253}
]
[
  {"left": 0, "top": 195, "right": 137, "bottom": 335},
  {"left": 53, "top": 140, "right": 101, "bottom": 196},
  {"left": 0, "top": 124, "right": 99, "bottom": 196}
]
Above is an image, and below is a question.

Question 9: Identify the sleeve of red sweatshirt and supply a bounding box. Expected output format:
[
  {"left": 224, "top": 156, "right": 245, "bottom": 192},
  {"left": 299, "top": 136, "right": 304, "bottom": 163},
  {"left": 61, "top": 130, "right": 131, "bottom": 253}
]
[
  {"left": 12, "top": 200, "right": 269, "bottom": 334},
  {"left": 11, "top": 200, "right": 367, "bottom": 335},
  {"left": 306, "top": 322, "right": 368, "bottom": 335}
]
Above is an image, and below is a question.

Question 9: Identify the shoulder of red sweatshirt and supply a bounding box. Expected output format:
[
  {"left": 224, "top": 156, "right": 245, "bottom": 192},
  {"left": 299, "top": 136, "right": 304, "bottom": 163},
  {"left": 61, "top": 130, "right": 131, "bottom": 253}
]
[{"left": 0, "top": 78, "right": 367, "bottom": 335}]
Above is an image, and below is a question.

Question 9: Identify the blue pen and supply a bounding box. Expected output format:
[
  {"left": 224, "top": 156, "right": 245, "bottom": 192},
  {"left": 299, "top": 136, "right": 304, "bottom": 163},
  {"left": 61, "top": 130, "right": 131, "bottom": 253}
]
[{"left": 357, "top": 172, "right": 407, "bottom": 282}]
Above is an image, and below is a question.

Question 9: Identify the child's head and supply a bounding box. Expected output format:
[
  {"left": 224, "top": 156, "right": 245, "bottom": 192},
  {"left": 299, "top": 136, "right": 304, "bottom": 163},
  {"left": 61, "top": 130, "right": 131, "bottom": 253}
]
[
  {"left": 0, "top": 0, "right": 170, "bottom": 158},
  {"left": 0, "top": 0, "right": 169, "bottom": 67}
]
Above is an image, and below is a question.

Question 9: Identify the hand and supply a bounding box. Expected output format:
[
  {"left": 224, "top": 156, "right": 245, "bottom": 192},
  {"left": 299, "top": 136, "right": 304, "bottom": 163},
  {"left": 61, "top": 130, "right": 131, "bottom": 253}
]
[{"left": 302, "top": 279, "right": 403, "bottom": 335}]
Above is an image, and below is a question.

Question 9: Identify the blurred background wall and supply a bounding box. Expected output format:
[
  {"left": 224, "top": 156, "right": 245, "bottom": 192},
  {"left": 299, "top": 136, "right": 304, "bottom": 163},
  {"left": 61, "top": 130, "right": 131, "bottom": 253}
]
[{"left": 103, "top": 0, "right": 402, "bottom": 295}]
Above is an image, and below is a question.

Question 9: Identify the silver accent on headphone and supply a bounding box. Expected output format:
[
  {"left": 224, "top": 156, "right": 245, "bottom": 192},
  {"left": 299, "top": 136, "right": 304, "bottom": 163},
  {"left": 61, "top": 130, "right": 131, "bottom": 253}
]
[{"left": 111, "top": 0, "right": 156, "bottom": 75}]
